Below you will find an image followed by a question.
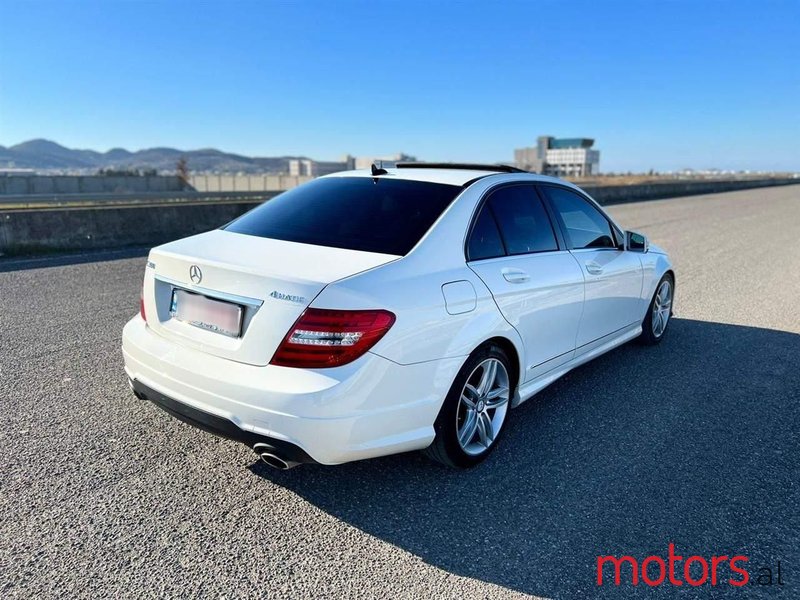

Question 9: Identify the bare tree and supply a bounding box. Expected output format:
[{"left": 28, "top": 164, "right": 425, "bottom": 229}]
[{"left": 176, "top": 157, "right": 189, "bottom": 187}]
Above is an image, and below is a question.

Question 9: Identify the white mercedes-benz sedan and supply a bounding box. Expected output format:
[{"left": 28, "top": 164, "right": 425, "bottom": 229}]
[{"left": 122, "top": 164, "right": 674, "bottom": 469}]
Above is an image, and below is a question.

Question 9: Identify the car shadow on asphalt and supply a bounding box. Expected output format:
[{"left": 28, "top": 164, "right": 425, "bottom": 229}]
[{"left": 249, "top": 318, "right": 800, "bottom": 599}]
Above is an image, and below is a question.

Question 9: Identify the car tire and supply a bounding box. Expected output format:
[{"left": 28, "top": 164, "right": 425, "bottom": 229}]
[
  {"left": 639, "top": 273, "right": 674, "bottom": 346},
  {"left": 423, "top": 343, "right": 513, "bottom": 468}
]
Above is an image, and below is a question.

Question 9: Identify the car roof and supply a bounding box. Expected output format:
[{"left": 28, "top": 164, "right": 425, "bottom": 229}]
[{"left": 322, "top": 167, "right": 570, "bottom": 188}]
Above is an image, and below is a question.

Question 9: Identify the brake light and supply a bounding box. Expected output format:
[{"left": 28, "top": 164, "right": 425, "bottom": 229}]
[
  {"left": 271, "top": 308, "right": 395, "bottom": 368},
  {"left": 139, "top": 286, "right": 147, "bottom": 322}
]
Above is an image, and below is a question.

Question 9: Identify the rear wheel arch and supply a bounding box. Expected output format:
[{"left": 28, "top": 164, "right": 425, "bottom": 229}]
[
  {"left": 482, "top": 336, "right": 522, "bottom": 397},
  {"left": 424, "top": 339, "right": 515, "bottom": 467}
]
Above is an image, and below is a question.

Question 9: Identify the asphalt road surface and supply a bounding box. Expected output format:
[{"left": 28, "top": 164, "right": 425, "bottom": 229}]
[{"left": 2, "top": 185, "right": 799, "bottom": 599}]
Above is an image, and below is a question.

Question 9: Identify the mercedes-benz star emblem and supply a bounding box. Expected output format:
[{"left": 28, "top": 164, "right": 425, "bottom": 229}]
[{"left": 189, "top": 265, "right": 203, "bottom": 284}]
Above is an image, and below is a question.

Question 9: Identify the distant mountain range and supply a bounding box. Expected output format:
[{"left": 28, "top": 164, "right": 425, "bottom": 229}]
[{"left": 0, "top": 139, "right": 308, "bottom": 173}]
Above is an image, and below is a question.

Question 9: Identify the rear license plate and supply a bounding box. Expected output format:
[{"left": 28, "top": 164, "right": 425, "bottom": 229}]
[{"left": 170, "top": 289, "right": 243, "bottom": 338}]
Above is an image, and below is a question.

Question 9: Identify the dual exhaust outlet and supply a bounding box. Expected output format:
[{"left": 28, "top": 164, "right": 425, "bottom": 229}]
[{"left": 253, "top": 443, "right": 300, "bottom": 470}]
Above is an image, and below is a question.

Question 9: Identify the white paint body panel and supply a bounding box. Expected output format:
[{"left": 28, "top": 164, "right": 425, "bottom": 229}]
[
  {"left": 570, "top": 248, "right": 644, "bottom": 347},
  {"left": 468, "top": 251, "right": 584, "bottom": 380},
  {"left": 144, "top": 229, "right": 398, "bottom": 366},
  {"left": 122, "top": 168, "right": 674, "bottom": 465}
]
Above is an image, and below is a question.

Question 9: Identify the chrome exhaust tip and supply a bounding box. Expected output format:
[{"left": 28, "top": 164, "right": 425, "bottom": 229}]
[
  {"left": 253, "top": 444, "right": 299, "bottom": 470},
  {"left": 259, "top": 452, "right": 291, "bottom": 470}
]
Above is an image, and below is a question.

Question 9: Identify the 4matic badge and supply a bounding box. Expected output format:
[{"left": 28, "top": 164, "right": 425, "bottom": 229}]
[{"left": 270, "top": 290, "right": 307, "bottom": 304}]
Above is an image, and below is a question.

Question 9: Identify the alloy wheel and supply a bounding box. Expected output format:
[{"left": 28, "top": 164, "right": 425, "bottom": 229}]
[
  {"left": 652, "top": 279, "right": 672, "bottom": 337},
  {"left": 456, "top": 358, "right": 510, "bottom": 456}
]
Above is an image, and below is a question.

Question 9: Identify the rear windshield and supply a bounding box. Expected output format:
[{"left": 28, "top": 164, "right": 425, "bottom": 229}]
[{"left": 224, "top": 177, "right": 462, "bottom": 255}]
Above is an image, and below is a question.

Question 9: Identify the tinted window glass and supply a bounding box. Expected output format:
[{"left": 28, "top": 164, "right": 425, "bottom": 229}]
[
  {"left": 225, "top": 177, "right": 461, "bottom": 255},
  {"left": 487, "top": 185, "right": 558, "bottom": 255},
  {"left": 467, "top": 206, "right": 505, "bottom": 261},
  {"left": 543, "top": 186, "right": 616, "bottom": 249}
]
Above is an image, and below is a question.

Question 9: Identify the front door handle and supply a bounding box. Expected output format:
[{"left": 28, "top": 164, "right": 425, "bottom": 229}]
[
  {"left": 502, "top": 268, "right": 530, "bottom": 283},
  {"left": 586, "top": 261, "right": 603, "bottom": 275}
]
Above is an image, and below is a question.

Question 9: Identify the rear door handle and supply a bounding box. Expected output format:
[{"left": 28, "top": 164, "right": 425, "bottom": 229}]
[
  {"left": 585, "top": 261, "right": 603, "bottom": 275},
  {"left": 502, "top": 268, "right": 530, "bottom": 283}
]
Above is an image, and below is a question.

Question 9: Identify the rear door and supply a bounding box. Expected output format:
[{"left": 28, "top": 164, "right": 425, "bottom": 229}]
[
  {"left": 466, "top": 183, "right": 585, "bottom": 381},
  {"left": 538, "top": 184, "right": 643, "bottom": 348}
]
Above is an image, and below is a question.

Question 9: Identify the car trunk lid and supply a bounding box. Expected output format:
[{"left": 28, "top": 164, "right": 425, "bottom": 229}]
[{"left": 143, "top": 229, "right": 399, "bottom": 366}]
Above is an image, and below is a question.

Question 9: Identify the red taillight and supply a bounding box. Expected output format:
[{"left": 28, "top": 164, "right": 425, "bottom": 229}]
[
  {"left": 270, "top": 308, "right": 396, "bottom": 368},
  {"left": 139, "top": 286, "right": 147, "bottom": 322}
]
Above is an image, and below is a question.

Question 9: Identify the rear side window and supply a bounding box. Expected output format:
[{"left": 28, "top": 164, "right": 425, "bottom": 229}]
[
  {"left": 225, "top": 177, "right": 461, "bottom": 255},
  {"left": 467, "top": 206, "right": 505, "bottom": 261},
  {"left": 542, "top": 186, "right": 616, "bottom": 249},
  {"left": 486, "top": 185, "right": 558, "bottom": 255}
]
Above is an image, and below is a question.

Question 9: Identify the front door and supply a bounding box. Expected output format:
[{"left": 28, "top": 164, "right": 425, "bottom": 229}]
[{"left": 538, "top": 184, "right": 643, "bottom": 348}]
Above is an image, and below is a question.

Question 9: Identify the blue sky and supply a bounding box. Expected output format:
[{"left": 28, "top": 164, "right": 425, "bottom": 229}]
[{"left": 1, "top": 0, "right": 797, "bottom": 172}]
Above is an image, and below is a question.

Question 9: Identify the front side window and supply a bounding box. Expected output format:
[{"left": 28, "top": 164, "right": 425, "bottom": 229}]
[
  {"left": 225, "top": 177, "right": 462, "bottom": 255},
  {"left": 542, "top": 186, "right": 616, "bottom": 249},
  {"left": 486, "top": 185, "right": 558, "bottom": 255}
]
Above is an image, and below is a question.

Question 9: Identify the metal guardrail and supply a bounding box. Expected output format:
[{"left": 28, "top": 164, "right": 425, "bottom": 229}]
[{"left": 0, "top": 190, "right": 280, "bottom": 209}]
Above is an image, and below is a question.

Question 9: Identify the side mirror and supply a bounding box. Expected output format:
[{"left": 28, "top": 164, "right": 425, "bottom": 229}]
[{"left": 626, "top": 230, "right": 649, "bottom": 253}]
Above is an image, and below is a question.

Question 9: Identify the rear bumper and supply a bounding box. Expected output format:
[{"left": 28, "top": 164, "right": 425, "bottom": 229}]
[
  {"left": 130, "top": 379, "right": 316, "bottom": 464},
  {"left": 122, "top": 315, "right": 464, "bottom": 465}
]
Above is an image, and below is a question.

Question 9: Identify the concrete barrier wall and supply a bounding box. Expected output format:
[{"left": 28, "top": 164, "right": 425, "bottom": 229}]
[
  {"left": 188, "top": 174, "right": 312, "bottom": 192},
  {"left": 582, "top": 178, "right": 799, "bottom": 204},
  {"left": 0, "top": 178, "right": 797, "bottom": 257},
  {"left": 0, "top": 175, "right": 185, "bottom": 195},
  {"left": 0, "top": 201, "right": 265, "bottom": 256}
]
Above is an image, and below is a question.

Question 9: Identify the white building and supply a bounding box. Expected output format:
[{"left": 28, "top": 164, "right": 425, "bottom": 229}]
[{"left": 514, "top": 136, "right": 599, "bottom": 177}]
